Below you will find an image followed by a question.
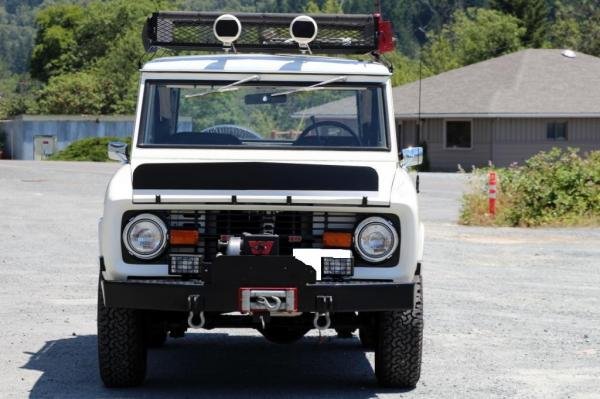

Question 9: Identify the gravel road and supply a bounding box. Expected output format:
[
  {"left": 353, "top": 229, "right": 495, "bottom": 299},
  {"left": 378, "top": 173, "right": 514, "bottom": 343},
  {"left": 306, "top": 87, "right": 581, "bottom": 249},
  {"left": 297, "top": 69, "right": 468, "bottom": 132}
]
[{"left": 0, "top": 161, "right": 598, "bottom": 398}]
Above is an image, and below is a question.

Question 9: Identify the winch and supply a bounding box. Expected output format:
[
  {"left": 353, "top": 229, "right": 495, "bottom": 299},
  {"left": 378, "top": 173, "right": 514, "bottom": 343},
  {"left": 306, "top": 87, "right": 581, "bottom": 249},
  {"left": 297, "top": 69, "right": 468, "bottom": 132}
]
[
  {"left": 239, "top": 287, "right": 297, "bottom": 313},
  {"left": 218, "top": 232, "right": 280, "bottom": 256}
]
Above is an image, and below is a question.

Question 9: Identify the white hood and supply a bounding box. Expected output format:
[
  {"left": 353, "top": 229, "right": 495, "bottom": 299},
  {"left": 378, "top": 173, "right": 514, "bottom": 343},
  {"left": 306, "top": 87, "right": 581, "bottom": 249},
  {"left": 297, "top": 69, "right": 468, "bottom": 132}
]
[{"left": 130, "top": 151, "right": 398, "bottom": 207}]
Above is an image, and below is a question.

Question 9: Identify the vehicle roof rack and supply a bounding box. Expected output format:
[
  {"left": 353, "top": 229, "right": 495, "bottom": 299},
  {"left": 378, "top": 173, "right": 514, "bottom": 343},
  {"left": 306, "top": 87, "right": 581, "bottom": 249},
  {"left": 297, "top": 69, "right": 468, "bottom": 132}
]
[{"left": 142, "top": 11, "right": 394, "bottom": 55}]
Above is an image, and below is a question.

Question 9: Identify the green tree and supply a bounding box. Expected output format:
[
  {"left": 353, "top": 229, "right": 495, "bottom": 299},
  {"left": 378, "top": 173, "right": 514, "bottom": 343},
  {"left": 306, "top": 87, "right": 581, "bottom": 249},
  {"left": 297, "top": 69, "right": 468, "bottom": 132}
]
[
  {"left": 91, "top": 27, "right": 148, "bottom": 114},
  {"left": 374, "top": 0, "right": 487, "bottom": 57},
  {"left": 385, "top": 51, "right": 428, "bottom": 87},
  {"left": 548, "top": 15, "right": 581, "bottom": 51},
  {"left": 548, "top": 0, "right": 600, "bottom": 57},
  {"left": 423, "top": 8, "right": 525, "bottom": 74},
  {"left": 321, "top": 0, "right": 342, "bottom": 14},
  {"left": 491, "top": 0, "right": 549, "bottom": 47},
  {"left": 0, "top": 60, "right": 39, "bottom": 118},
  {"left": 36, "top": 72, "right": 106, "bottom": 114},
  {"left": 30, "top": 0, "right": 163, "bottom": 114},
  {"left": 29, "top": 4, "right": 85, "bottom": 82},
  {"left": 0, "top": 2, "right": 37, "bottom": 73},
  {"left": 304, "top": 0, "right": 321, "bottom": 13},
  {"left": 343, "top": 0, "right": 370, "bottom": 14},
  {"left": 422, "top": 35, "right": 462, "bottom": 75}
]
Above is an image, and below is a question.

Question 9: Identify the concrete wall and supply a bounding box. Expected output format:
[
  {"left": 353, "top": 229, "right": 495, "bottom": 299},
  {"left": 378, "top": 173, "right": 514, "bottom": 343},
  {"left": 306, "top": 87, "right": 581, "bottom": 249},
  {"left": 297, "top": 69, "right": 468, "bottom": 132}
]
[
  {"left": 1, "top": 115, "right": 134, "bottom": 160},
  {"left": 398, "top": 117, "right": 600, "bottom": 171}
]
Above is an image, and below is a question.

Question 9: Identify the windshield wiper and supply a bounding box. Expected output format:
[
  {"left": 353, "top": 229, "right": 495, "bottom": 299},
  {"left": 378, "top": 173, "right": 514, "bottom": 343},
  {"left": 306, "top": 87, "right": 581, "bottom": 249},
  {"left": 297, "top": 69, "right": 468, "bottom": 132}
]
[
  {"left": 184, "top": 75, "right": 261, "bottom": 98},
  {"left": 271, "top": 76, "right": 348, "bottom": 97}
]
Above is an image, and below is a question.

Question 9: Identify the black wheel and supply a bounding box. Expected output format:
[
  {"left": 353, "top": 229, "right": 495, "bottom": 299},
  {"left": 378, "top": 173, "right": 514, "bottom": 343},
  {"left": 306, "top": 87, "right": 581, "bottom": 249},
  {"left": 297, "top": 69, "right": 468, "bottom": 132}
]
[
  {"left": 359, "top": 325, "right": 377, "bottom": 350},
  {"left": 335, "top": 328, "right": 356, "bottom": 338},
  {"left": 375, "top": 276, "right": 423, "bottom": 388},
  {"left": 97, "top": 282, "right": 147, "bottom": 387},
  {"left": 260, "top": 326, "right": 309, "bottom": 344}
]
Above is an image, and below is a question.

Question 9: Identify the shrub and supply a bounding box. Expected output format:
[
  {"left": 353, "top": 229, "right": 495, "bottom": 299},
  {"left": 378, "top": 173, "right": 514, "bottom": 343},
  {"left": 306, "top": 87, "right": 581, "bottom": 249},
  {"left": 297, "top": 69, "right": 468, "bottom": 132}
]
[
  {"left": 460, "top": 148, "right": 600, "bottom": 227},
  {"left": 49, "top": 136, "right": 131, "bottom": 162},
  {"left": 36, "top": 72, "right": 107, "bottom": 114}
]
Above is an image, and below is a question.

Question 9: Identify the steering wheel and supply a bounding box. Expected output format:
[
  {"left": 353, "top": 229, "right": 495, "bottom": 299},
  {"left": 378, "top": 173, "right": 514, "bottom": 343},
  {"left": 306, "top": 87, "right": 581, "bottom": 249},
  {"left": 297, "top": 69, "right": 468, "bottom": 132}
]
[
  {"left": 200, "top": 124, "right": 262, "bottom": 140},
  {"left": 296, "top": 121, "right": 361, "bottom": 146}
]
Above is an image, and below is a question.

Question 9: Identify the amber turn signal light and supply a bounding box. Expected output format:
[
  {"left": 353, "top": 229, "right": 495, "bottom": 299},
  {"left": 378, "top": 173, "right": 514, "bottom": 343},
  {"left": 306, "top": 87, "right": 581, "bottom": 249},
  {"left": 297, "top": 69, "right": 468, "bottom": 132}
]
[
  {"left": 170, "top": 230, "right": 199, "bottom": 245},
  {"left": 322, "top": 231, "right": 352, "bottom": 248}
]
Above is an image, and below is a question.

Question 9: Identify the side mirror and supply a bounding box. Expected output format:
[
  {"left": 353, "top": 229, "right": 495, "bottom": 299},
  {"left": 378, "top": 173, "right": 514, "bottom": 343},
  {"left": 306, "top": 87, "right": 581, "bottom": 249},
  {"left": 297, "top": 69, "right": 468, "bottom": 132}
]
[
  {"left": 400, "top": 146, "right": 423, "bottom": 168},
  {"left": 108, "top": 141, "right": 129, "bottom": 163}
]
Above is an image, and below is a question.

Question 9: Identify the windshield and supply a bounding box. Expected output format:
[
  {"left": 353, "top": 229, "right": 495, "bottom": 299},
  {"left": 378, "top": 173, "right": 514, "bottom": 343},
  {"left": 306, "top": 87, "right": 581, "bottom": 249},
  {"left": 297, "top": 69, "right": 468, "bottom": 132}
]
[{"left": 138, "top": 80, "right": 389, "bottom": 150}]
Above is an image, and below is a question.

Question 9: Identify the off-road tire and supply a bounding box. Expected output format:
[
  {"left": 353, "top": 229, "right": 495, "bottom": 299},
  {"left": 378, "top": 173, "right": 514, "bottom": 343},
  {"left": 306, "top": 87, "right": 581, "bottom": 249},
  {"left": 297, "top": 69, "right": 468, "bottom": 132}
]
[
  {"left": 260, "top": 326, "right": 309, "bottom": 344},
  {"left": 97, "top": 282, "right": 147, "bottom": 387},
  {"left": 359, "top": 325, "right": 377, "bottom": 350},
  {"left": 375, "top": 276, "right": 423, "bottom": 388}
]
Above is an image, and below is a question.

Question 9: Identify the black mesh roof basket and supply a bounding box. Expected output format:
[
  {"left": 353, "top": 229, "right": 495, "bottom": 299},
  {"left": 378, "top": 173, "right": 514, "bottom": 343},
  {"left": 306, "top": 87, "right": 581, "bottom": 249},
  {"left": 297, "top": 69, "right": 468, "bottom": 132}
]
[{"left": 143, "top": 12, "right": 379, "bottom": 54}]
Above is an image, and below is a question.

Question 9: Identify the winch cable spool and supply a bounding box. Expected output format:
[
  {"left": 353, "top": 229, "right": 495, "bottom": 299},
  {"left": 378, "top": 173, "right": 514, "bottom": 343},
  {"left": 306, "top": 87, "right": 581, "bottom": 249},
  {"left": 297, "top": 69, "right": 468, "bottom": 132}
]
[
  {"left": 256, "top": 296, "right": 282, "bottom": 311},
  {"left": 289, "top": 15, "right": 318, "bottom": 54},
  {"left": 213, "top": 13, "right": 242, "bottom": 52}
]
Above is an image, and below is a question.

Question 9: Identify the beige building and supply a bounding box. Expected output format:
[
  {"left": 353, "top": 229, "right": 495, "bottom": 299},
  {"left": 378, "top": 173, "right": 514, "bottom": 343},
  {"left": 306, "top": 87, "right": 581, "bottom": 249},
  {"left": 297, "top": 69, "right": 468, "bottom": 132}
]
[{"left": 394, "top": 49, "right": 600, "bottom": 170}]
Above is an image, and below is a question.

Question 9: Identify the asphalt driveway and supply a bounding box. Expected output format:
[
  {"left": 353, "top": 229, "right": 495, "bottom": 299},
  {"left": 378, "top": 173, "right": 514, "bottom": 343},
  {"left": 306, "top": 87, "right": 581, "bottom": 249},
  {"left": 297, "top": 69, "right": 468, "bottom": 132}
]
[{"left": 0, "top": 161, "right": 598, "bottom": 398}]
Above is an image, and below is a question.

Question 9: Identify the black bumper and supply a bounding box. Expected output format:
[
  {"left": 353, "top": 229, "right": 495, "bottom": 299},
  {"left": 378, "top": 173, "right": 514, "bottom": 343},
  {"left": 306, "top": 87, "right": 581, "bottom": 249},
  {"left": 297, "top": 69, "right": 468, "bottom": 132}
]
[{"left": 101, "top": 256, "right": 416, "bottom": 313}]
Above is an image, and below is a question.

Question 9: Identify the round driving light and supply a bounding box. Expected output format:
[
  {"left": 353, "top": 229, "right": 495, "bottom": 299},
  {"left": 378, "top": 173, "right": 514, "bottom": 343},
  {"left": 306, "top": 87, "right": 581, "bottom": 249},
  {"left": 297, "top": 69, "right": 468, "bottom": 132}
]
[
  {"left": 213, "top": 14, "right": 242, "bottom": 46},
  {"left": 289, "top": 15, "right": 318, "bottom": 47},
  {"left": 354, "top": 217, "right": 398, "bottom": 263},
  {"left": 122, "top": 213, "right": 167, "bottom": 260}
]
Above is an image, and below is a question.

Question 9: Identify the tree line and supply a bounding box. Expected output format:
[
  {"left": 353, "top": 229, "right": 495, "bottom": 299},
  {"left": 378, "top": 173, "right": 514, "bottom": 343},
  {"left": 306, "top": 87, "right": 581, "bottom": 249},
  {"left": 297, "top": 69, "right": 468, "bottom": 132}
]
[{"left": 0, "top": 0, "right": 598, "bottom": 118}]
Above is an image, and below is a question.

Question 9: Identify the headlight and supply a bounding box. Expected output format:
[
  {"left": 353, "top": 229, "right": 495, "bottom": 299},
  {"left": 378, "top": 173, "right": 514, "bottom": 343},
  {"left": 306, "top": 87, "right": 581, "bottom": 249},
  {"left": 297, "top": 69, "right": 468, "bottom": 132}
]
[
  {"left": 122, "top": 213, "right": 167, "bottom": 260},
  {"left": 354, "top": 216, "right": 398, "bottom": 263}
]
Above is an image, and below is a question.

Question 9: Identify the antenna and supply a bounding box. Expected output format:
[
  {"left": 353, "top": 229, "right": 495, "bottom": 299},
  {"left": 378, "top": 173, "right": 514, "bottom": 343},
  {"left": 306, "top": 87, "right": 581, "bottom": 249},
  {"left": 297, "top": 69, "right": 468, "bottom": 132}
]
[
  {"left": 374, "top": 0, "right": 382, "bottom": 13},
  {"left": 415, "top": 25, "right": 426, "bottom": 180},
  {"left": 416, "top": 27, "right": 425, "bottom": 147}
]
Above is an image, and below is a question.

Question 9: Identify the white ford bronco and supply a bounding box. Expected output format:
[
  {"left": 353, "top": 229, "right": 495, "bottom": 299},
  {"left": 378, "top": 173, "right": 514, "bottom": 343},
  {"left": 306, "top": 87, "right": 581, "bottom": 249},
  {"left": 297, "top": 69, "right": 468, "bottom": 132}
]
[{"left": 98, "top": 11, "right": 424, "bottom": 389}]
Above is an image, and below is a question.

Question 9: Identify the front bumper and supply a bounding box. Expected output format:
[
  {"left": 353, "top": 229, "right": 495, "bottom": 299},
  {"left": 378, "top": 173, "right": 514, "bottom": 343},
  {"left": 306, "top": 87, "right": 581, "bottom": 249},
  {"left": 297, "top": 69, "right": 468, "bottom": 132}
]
[{"left": 101, "top": 256, "right": 416, "bottom": 313}]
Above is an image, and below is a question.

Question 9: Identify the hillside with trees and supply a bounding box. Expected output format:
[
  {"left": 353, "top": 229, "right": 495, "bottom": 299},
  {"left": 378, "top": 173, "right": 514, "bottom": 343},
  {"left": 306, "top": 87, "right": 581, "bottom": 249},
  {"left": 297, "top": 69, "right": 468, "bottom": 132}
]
[{"left": 0, "top": 0, "right": 598, "bottom": 119}]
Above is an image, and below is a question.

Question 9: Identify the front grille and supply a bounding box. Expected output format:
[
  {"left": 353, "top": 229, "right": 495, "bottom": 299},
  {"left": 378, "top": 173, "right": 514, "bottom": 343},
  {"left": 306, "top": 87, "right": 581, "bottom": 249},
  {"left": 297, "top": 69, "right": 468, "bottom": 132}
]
[{"left": 166, "top": 211, "right": 357, "bottom": 261}]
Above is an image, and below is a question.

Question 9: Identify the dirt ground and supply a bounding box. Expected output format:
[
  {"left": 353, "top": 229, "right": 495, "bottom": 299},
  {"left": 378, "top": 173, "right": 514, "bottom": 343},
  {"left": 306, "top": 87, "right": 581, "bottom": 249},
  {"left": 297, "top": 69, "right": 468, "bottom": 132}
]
[{"left": 0, "top": 161, "right": 598, "bottom": 398}]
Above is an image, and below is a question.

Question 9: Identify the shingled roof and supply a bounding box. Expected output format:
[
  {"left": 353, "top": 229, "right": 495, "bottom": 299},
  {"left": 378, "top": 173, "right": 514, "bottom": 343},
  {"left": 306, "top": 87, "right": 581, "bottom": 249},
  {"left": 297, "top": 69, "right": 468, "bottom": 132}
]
[{"left": 393, "top": 49, "right": 600, "bottom": 118}]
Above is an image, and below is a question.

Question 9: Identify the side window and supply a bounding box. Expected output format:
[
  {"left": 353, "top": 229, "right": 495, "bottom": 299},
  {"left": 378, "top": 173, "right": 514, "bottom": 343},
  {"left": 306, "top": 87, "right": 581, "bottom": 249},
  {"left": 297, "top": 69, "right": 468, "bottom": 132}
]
[
  {"left": 547, "top": 122, "right": 568, "bottom": 141},
  {"left": 445, "top": 120, "right": 472, "bottom": 149}
]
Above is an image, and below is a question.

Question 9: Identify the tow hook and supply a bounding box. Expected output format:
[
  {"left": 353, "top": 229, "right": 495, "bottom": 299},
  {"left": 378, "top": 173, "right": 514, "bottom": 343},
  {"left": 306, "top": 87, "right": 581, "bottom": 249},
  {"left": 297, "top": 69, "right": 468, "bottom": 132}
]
[
  {"left": 187, "top": 295, "right": 205, "bottom": 329},
  {"left": 313, "top": 312, "right": 331, "bottom": 331},
  {"left": 314, "top": 295, "right": 332, "bottom": 331}
]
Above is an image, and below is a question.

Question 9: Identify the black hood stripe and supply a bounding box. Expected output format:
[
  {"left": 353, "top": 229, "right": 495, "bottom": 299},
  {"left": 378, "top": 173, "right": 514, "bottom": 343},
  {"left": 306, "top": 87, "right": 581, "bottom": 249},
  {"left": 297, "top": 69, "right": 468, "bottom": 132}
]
[{"left": 132, "top": 162, "right": 378, "bottom": 191}]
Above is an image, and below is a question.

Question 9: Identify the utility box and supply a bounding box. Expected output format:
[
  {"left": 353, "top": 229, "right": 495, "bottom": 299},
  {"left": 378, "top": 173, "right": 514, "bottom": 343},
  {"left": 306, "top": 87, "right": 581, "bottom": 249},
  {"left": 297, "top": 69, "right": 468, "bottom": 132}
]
[{"left": 33, "top": 135, "right": 56, "bottom": 160}]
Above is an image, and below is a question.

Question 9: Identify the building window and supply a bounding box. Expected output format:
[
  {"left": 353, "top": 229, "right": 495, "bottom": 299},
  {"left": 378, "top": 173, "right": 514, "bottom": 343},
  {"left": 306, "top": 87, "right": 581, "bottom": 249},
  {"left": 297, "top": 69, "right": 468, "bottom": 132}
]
[
  {"left": 445, "top": 120, "right": 472, "bottom": 149},
  {"left": 547, "top": 122, "right": 568, "bottom": 140}
]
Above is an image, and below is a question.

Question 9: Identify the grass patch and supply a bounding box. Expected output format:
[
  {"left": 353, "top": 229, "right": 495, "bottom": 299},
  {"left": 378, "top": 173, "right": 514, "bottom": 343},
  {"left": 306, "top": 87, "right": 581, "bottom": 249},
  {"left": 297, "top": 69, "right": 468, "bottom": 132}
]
[
  {"left": 50, "top": 136, "right": 131, "bottom": 162},
  {"left": 460, "top": 148, "right": 600, "bottom": 227}
]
